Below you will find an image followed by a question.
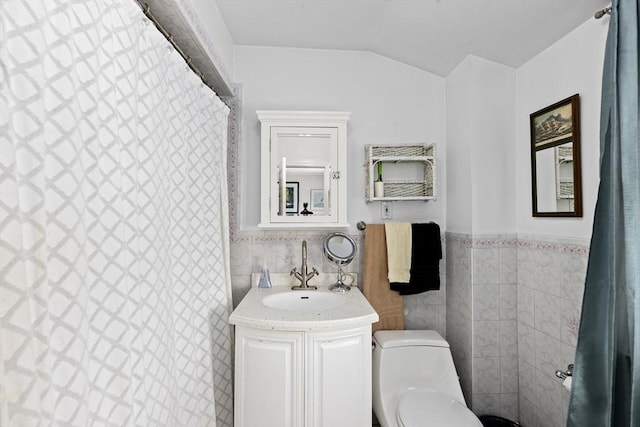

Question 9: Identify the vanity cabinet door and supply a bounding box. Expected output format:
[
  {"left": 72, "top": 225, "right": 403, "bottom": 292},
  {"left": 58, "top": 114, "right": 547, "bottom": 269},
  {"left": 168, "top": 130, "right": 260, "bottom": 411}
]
[
  {"left": 234, "top": 327, "right": 304, "bottom": 427},
  {"left": 306, "top": 327, "right": 372, "bottom": 427}
]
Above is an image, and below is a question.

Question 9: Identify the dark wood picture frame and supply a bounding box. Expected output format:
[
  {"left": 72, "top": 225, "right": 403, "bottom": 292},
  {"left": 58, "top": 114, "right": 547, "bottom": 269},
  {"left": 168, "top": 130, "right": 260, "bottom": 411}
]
[{"left": 530, "top": 94, "right": 583, "bottom": 217}]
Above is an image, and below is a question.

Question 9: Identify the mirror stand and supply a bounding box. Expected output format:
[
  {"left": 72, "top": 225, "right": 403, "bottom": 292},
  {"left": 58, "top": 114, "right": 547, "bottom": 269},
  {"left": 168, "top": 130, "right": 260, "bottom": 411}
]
[
  {"left": 323, "top": 232, "right": 357, "bottom": 293},
  {"left": 329, "top": 265, "right": 350, "bottom": 293}
]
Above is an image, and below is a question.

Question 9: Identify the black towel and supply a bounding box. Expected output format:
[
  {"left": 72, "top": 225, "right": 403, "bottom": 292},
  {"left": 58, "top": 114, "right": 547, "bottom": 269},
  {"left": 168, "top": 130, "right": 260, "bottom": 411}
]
[{"left": 390, "top": 222, "right": 442, "bottom": 295}]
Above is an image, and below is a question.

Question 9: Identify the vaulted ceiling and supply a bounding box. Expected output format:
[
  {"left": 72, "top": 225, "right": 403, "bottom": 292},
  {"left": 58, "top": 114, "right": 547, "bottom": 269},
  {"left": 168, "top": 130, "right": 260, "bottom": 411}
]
[{"left": 215, "top": 0, "right": 610, "bottom": 76}]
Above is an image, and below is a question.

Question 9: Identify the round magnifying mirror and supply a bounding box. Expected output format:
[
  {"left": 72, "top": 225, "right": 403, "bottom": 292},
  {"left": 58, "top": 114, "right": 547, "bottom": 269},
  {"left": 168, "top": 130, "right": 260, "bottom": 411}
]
[{"left": 323, "top": 232, "right": 356, "bottom": 292}]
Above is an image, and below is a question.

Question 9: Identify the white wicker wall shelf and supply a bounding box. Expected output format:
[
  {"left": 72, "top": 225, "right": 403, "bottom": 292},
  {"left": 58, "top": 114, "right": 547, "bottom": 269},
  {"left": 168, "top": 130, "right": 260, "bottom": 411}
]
[{"left": 365, "top": 144, "right": 436, "bottom": 202}]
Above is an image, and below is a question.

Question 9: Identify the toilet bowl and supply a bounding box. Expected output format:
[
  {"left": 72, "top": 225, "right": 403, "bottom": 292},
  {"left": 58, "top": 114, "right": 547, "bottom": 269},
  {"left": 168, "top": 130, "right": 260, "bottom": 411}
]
[{"left": 372, "top": 330, "right": 482, "bottom": 427}]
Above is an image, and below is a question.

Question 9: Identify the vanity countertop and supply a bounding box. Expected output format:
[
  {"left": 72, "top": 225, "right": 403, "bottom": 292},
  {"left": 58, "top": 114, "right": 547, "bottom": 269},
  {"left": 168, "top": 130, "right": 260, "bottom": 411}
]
[{"left": 229, "top": 274, "right": 378, "bottom": 332}]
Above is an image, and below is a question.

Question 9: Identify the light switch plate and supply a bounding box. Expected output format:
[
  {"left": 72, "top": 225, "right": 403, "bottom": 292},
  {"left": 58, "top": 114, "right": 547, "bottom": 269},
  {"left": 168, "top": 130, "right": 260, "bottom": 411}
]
[{"left": 381, "top": 202, "right": 392, "bottom": 220}]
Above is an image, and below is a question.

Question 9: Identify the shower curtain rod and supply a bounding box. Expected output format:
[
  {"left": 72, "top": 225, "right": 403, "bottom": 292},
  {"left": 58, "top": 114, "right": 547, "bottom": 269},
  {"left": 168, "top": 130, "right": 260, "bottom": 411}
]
[
  {"left": 595, "top": 5, "right": 612, "bottom": 19},
  {"left": 134, "top": 1, "right": 231, "bottom": 107}
]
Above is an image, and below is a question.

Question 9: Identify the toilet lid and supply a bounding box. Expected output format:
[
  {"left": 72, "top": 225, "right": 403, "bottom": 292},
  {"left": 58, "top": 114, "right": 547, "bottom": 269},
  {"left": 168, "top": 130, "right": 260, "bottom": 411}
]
[{"left": 396, "top": 390, "right": 483, "bottom": 427}]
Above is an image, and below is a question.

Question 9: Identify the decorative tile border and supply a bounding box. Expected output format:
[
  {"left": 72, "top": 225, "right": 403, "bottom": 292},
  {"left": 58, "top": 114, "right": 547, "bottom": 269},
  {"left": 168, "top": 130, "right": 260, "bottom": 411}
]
[
  {"left": 445, "top": 232, "right": 473, "bottom": 247},
  {"left": 446, "top": 232, "right": 590, "bottom": 255},
  {"left": 472, "top": 235, "right": 517, "bottom": 249},
  {"left": 446, "top": 232, "right": 516, "bottom": 248},
  {"left": 516, "top": 234, "right": 590, "bottom": 256},
  {"left": 233, "top": 232, "right": 362, "bottom": 245}
]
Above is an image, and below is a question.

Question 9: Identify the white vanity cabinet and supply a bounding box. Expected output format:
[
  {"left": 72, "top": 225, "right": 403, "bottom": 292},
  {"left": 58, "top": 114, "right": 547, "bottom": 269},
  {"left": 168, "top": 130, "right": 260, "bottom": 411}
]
[
  {"left": 257, "top": 111, "right": 351, "bottom": 229},
  {"left": 234, "top": 325, "right": 372, "bottom": 427}
]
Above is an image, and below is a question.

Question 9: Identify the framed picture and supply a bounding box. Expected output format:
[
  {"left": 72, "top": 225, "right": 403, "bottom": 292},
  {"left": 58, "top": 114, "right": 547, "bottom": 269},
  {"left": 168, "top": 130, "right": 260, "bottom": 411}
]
[
  {"left": 285, "top": 182, "right": 299, "bottom": 214},
  {"left": 531, "top": 95, "right": 577, "bottom": 149},
  {"left": 310, "top": 189, "right": 324, "bottom": 210},
  {"left": 529, "top": 94, "right": 582, "bottom": 217}
]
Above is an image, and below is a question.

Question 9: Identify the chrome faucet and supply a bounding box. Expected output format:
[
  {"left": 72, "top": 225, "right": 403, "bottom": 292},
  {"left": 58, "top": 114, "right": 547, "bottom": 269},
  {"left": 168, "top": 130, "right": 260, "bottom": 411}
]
[{"left": 290, "top": 240, "right": 319, "bottom": 290}]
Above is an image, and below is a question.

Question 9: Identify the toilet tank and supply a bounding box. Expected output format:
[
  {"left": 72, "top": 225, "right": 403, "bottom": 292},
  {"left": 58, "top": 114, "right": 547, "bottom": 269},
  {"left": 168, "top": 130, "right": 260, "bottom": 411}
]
[{"left": 372, "top": 330, "right": 466, "bottom": 413}]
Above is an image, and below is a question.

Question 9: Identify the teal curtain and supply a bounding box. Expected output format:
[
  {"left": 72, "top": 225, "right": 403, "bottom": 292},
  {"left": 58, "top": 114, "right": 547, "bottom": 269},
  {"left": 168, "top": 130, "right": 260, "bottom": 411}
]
[{"left": 567, "top": 0, "right": 639, "bottom": 425}]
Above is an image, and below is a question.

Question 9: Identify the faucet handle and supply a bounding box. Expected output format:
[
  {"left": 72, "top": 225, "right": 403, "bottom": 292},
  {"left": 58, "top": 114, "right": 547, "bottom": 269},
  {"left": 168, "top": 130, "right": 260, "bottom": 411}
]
[
  {"left": 310, "top": 267, "right": 319, "bottom": 277},
  {"left": 290, "top": 267, "right": 298, "bottom": 276}
]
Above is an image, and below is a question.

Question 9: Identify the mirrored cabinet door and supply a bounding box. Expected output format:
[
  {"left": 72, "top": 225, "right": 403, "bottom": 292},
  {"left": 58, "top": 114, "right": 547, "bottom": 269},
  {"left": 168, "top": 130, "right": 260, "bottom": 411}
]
[
  {"left": 258, "top": 111, "right": 351, "bottom": 229},
  {"left": 271, "top": 126, "right": 337, "bottom": 221}
]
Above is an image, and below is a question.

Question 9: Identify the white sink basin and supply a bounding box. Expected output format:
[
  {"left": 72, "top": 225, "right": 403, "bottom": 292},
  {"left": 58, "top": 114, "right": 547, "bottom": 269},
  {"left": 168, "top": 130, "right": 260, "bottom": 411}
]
[{"left": 262, "top": 291, "right": 345, "bottom": 312}]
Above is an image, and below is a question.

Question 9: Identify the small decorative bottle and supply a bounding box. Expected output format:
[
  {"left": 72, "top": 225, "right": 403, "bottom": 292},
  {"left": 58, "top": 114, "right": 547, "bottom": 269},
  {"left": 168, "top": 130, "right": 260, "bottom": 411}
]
[{"left": 258, "top": 259, "right": 272, "bottom": 288}]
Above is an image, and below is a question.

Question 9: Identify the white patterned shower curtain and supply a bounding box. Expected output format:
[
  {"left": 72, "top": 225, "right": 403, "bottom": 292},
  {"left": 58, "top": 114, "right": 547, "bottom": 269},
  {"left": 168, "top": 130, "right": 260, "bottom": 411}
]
[{"left": 0, "top": 1, "right": 234, "bottom": 426}]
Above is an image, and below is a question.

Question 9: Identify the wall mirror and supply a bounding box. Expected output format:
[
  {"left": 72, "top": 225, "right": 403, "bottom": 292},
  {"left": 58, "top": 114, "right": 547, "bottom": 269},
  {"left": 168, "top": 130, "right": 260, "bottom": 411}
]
[
  {"left": 530, "top": 94, "right": 583, "bottom": 217},
  {"left": 323, "top": 232, "right": 356, "bottom": 292}
]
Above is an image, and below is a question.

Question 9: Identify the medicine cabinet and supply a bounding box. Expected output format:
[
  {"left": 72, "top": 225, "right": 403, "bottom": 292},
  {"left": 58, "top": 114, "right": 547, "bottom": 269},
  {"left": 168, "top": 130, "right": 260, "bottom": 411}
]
[
  {"left": 365, "top": 144, "right": 436, "bottom": 202},
  {"left": 257, "top": 111, "right": 351, "bottom": 229}
]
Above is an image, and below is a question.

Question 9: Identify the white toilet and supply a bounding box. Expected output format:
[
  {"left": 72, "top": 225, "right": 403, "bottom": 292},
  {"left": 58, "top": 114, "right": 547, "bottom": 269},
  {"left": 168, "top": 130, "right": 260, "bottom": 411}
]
[{"left": 372, "top": 330, "right": 483, "bottom": 427}]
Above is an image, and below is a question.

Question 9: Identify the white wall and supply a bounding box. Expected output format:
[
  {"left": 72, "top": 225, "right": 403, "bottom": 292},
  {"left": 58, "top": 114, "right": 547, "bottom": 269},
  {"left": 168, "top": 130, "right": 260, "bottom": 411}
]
[
  {"left": 469, "top": 57, "right": 516, "bottom": 233},
  {"left": 225, "top": 16, "right": 605, "bottom": 239},
  {"left": 234, "top": 46, "right": 446, "bottom": 232},
  {"left": 446, "top": 59, "right": 474, "bottom": 233},
  {"left": 516, "top": 18, "right": 609, "bottom": 238},
  {"left": 446, "top": 56, "right": 517, "bottom": 234}
]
